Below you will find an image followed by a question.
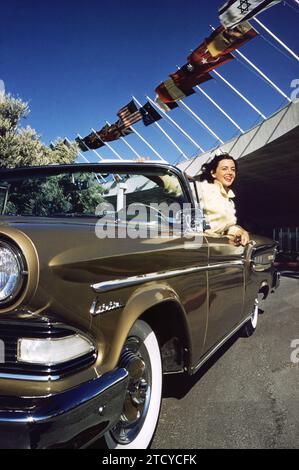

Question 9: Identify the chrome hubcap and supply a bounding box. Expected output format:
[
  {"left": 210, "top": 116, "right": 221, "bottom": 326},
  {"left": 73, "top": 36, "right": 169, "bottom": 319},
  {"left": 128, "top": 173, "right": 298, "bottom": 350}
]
[{"left": 110, "top": 337, "right": 151, "bottom": 444}]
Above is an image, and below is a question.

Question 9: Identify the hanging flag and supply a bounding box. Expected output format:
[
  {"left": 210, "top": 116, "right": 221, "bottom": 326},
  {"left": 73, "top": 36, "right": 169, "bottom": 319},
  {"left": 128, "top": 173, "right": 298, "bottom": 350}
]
[
  {"left": 206, "top": 22, "right": 258, "bottom": 58},
  {"left": 155, "top": 78, "right": 195, "bottom": 104},
  {"left": 170, "top": 66, "right": 213, "bottom": 91},
  {"left": 99, "top": 120, "right": 133, "bottom": 142},
  {"left": 63, "top": 138, "right": 72, "bottom": 148},
  {"left": 188, "top": 42, "right": 234, "bottom": 71},
  {"left": 219, "top": 0, "right": 281, "bottom": 29},
  {"left": 117, "top": 100, "right": 143, "bottom": 128},
  {"left": 140, "top": 101, "right": 162, "bottom": 126},
  {"left": 75, "top": 133, "right": 105, "bottom": 152},
  {"left": 155, "top": 95, "right": 179, "bottom": 113}
]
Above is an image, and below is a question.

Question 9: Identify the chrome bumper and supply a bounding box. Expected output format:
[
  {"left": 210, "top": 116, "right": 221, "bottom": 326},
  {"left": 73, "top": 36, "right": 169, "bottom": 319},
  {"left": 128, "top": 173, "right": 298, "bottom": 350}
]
[{"left": 0, "top": 368, "right": 128, "bottom": 449}]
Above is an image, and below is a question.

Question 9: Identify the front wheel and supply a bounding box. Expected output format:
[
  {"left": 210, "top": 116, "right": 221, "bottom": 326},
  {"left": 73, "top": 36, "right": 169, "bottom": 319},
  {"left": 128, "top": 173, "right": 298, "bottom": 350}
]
[{"left": 105, "top": 320, "right": 162, "bottom": 449}]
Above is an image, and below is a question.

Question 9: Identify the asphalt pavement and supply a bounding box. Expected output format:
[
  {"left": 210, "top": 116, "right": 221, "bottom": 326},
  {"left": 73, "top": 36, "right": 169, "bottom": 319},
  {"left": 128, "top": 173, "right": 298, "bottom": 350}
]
[{"left": 151, "top": 275, "right": 299, "bottom": 449}]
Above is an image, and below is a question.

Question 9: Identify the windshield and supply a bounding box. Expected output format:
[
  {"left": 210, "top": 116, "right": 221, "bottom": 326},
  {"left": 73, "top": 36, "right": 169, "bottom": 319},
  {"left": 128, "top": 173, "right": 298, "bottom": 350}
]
[{"left": 0, "top": 168, "right": 186, "bottom": 218}]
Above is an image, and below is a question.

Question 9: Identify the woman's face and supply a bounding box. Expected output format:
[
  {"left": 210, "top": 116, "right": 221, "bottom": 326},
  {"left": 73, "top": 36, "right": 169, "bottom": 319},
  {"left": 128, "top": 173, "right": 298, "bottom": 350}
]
[{"left": 211, "top": 158, "right": 236, "bottom": 189}]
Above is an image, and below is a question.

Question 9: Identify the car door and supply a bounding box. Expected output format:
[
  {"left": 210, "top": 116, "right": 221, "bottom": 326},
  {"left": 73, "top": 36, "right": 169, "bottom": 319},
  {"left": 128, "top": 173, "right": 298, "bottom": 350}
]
[
  {"left": 188, "top": 180, "right": 246, "bottom": 354},
  {"left": 94, "top": 169, "right": 210, "bottom": 364},
  {"left": 203, "top": 234, "right": 245, "bottom": 354}
]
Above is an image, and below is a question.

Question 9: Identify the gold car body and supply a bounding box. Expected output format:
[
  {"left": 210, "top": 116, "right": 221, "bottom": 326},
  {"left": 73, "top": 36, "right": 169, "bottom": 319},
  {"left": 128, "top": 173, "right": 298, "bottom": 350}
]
[{"left": 0, "top": 162, "right": 279, "bottom": 448}]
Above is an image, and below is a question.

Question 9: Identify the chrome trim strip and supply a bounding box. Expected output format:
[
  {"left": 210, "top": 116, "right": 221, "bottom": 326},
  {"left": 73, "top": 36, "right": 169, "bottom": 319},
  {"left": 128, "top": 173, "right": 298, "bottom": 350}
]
[
  {"left": 192, "top": 314, "right": 251, "bottom": 375},
  {"left": 0, "top": 372, "right": 60, "bottom": 382},
  {"left": 91, "top": 260, "right": 244, "bottom": 293},
  {"left": 0, "top": 353, "right": 98, "bottom": 382},
  {"left": 208, "top": 260, "right": 244, "bottom": 271}
]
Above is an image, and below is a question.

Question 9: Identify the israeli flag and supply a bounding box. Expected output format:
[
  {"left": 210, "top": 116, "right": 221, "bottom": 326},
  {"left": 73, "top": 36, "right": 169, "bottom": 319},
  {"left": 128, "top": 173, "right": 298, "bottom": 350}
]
[{"left": 219, "top": 0, "right": 281, "bottom": 29}]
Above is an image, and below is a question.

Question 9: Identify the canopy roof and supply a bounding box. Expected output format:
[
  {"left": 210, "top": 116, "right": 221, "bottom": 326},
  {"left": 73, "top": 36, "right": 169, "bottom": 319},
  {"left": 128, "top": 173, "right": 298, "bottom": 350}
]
[{"left": 178, "top": 100, "right": 299, "bottom": 234}]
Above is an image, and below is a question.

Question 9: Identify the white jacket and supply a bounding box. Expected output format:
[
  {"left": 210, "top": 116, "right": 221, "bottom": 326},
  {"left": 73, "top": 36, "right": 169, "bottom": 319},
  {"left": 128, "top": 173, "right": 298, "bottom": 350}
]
[{"left": 196, "top": 180, "right": 242, "bottom": 237}]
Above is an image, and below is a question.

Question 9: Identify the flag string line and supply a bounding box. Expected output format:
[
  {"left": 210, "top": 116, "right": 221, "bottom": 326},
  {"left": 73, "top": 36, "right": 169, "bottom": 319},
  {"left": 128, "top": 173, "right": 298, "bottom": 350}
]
[
  {"left": 233, "top": 52, "right": 289, "bottom": 101},
  {"left": 258, "top": 32, "right": 295, "bottom": 62},
  {"left": 285, "top": 0, "right": 299, "bottom": 13}
]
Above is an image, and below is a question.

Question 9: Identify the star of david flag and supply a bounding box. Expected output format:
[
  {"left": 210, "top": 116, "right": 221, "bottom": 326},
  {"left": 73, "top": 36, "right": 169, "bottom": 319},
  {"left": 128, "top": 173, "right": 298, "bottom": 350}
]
[{"left": 219, "top": 0, "right": 281, "bottom": 29}]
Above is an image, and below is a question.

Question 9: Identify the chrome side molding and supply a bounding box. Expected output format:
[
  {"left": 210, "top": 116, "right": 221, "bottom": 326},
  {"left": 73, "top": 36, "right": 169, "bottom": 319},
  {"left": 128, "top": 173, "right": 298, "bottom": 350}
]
[
  {"left": 91, "top": 260, "right": 244, "bottom": 294},
  {"left": 192, "top": 313, "right": 251, "bottom": 375}
]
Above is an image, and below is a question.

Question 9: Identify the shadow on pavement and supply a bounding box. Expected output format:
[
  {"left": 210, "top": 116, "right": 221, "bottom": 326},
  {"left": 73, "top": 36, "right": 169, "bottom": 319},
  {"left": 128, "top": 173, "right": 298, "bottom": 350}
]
[
  {"left": 162, "top": 329, "right": 242, "bottom": 400},
  {"left": 162, "top": 305, "right": 262, "bottom": 400},
  {"left": 281, "top": 271, "right": 299, "bottom": 280}
]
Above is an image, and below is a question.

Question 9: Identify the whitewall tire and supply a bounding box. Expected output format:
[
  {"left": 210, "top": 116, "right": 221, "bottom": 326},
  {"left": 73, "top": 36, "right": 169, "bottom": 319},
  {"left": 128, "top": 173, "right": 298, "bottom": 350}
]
[
  {"left": 242, "top": 299, "right": 259, "bottom": 337},
  {"left": 105, "top": 320, "right": 162, "bottom": 449}
]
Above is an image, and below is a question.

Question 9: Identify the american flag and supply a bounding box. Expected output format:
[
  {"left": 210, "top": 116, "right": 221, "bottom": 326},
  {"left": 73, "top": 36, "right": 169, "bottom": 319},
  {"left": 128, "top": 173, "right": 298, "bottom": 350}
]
[
  {"left": 99, "top": 120, "right": 133, "bottom": 142},
  {"left": 117, "top": 100, "right": 143, "bottom": 128}
]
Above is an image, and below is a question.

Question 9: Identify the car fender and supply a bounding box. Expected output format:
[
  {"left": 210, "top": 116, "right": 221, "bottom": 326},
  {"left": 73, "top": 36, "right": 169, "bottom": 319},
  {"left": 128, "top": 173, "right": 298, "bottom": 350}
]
[{"left": 100, "top": 282, "right": 190, "bottom": 372}]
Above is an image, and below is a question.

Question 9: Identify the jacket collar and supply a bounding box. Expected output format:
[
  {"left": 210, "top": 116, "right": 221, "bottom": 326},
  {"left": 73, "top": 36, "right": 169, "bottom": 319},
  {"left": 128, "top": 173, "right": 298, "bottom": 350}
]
[{"left": 214, "top": 179, "right": 235, "bottom": 199}]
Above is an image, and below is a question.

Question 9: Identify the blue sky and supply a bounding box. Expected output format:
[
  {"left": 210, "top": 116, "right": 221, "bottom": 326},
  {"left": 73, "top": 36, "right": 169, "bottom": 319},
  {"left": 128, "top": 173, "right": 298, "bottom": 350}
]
[{"left": 1, "top": 0, "right": 298, "bottom": 165}]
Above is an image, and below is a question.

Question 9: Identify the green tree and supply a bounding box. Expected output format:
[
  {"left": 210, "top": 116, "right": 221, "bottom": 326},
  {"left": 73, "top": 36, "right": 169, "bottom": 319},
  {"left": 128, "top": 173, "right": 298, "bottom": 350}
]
[
  {"left": 0, "top": 93, "right": 107, "bottom": 217},
  {"left": 0, "top": 93, "right": 78, "bottom": 168}
]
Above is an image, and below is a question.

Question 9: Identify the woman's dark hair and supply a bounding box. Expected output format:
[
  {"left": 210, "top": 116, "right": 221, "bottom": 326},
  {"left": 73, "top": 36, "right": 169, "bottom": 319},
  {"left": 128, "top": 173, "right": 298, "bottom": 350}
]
[{"left": 197, "top": 153, "right": 238, "bottom": 183}]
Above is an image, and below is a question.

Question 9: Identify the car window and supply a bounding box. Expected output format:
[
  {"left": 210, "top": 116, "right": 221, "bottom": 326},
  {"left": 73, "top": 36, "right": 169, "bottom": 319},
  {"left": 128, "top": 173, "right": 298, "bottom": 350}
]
[{"left": 0, "top": 169, "right": 188, "bottom": 220}]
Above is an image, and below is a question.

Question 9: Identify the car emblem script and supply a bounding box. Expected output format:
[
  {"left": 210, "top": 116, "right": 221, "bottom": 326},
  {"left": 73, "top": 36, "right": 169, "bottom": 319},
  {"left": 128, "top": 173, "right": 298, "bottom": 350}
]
[{"left": 90, "top": 298, "right": 124, "bottom": 316}]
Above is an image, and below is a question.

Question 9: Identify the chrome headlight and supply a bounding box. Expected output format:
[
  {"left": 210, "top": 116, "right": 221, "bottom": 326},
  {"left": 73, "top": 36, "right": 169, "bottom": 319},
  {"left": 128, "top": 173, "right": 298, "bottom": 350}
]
[
  {"left": 17, "top": 334, "right": 95, "bottom": 365},
  {"left": 0, "top": 241, "right": 25, "bottom": 303}
]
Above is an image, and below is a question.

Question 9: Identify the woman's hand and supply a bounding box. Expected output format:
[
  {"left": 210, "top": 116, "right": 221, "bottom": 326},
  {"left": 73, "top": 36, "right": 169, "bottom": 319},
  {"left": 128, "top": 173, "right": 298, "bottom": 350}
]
[{"left": 234, "top": 230, "right": 250, "bottom": 246}]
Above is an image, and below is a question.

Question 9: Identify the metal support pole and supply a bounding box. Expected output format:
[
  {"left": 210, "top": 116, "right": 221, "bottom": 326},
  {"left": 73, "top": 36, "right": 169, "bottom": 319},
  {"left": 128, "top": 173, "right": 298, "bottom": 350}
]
[
  {"left": 210, "top": 25, "right": 291, "bottom": 103},
  {"left": 212, "top": 70, "right": 267, "bottom": 120},
  {"left": 77, "top": 154, "right": 107, "bottom": 183},
  {"left": 132, "top": 96, "right": 189, "bottom": 160},
  {"left": 77, "top": 134, "right": 104, "bottom": 160},
  {"left": 235, "top": 49, "right": 291, "bottom": 102},
  {"left": 253, "top": 18, "right": 299, "bottom": 61},
  {"left": 106, "top": 121, "right": 140, "bottom": 158},
  {"left": 153, "top": 122, "right": 189, "bottom": 160},
  {"left": 65, "top": 138, "right": 106, "bottom": 183},
  {"left": 179, "top": 100, "right": 225, "bottom": 144},
  {"left": 195, "top": 86, "right": 245, "bottom": 133},
  {"left": 130, "top": 126, "right": 167, "bottom": 162},
  {"left": 91, "top": 128, "right": 123, "bottom": 160},
  {"left": 146, "top": 96, "right": 205, "bottom": 152}
]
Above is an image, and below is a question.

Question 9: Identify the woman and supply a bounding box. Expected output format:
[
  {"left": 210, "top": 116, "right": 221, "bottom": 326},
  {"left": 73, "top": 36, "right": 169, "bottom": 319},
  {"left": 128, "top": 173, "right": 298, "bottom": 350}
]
[{"left": 196, "top": 153, "right": 249, "bottom": 246}]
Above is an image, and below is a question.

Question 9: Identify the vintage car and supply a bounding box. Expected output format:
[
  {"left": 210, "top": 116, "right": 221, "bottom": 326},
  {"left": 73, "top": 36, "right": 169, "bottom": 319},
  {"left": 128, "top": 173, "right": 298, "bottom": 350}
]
[{"left": 0, "top": 162, "right": 280, "bottom": 449}]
